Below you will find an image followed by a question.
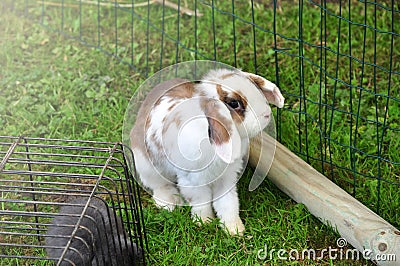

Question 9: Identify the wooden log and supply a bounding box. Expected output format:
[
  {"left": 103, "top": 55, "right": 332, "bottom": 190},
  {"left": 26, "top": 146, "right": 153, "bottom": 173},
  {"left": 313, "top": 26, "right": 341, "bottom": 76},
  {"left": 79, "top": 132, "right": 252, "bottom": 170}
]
[{"left": 248, "top": 132, "right": 400, "bottom": 265}]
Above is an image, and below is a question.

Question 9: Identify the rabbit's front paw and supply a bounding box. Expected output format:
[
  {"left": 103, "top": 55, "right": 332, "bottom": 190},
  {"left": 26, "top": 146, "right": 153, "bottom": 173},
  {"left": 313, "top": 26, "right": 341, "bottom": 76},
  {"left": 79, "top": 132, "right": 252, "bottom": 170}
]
[
  {"left": 192, "top": 205, "right": 215, "bottom": 225},
  {"left": 154, "top": 198, "right": 178, "bottom": 211},
  {"left": 222, "top": 218, "right": 245, "bottom": 236},
  {"left": 153, "top": 186, "right": 183, "bottom": 211}
]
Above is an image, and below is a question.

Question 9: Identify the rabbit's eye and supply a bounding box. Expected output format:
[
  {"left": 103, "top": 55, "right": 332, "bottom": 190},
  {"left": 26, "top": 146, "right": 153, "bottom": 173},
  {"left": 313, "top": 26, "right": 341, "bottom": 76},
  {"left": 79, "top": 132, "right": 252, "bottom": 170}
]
[
  {"left": 223, "top": 96, "right": 247, "bottom": 121},
  {"left": 226, "top": 99, "right": 243, "bottom": 111}
]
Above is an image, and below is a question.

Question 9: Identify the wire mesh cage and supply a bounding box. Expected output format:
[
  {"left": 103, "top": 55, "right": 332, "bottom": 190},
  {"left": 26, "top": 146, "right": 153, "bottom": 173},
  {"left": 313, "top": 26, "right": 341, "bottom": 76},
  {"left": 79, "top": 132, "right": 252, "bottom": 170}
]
[{"left": 0, "top": 136, "right": 147, "bottom": 265}]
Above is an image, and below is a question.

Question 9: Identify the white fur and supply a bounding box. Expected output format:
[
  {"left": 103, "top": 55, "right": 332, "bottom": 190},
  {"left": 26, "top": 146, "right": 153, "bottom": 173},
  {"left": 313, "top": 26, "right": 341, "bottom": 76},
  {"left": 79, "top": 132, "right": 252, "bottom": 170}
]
[{"left": 130, "top": 69, "right": 284, "bottom": 235}]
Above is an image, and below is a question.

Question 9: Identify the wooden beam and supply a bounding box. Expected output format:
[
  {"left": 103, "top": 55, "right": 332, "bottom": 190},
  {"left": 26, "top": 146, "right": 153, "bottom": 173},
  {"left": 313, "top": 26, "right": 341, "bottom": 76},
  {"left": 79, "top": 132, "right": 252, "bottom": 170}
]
[{"left": 249, "top": 132, "right": 400, "bottom": 265}]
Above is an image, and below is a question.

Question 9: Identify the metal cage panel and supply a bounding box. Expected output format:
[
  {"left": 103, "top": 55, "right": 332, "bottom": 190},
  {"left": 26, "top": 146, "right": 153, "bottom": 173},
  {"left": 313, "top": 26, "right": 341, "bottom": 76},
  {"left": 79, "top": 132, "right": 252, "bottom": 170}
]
[{"left": 0, "top": 136, "right": 146, "bottom": 265}]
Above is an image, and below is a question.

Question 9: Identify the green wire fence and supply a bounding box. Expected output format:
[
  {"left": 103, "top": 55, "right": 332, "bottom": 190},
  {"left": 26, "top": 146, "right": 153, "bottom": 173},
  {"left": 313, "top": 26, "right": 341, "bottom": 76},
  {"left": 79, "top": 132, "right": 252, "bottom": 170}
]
[{"left": 5, "top": 0, "right": 399, "bottom": 227}]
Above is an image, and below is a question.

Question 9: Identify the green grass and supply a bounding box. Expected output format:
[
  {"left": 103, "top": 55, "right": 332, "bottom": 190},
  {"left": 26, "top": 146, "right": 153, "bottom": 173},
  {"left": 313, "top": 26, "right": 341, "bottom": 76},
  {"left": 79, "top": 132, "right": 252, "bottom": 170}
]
[{"left": 1, "top": 0, "right": 399, "bottom": 265}]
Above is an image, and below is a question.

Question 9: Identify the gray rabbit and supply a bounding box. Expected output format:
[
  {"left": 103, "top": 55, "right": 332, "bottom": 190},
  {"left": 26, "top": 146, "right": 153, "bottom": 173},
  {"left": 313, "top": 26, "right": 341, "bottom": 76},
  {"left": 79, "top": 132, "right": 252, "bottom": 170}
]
[{"left": 45, "top": 197, "right": 143, "bottom": 266}]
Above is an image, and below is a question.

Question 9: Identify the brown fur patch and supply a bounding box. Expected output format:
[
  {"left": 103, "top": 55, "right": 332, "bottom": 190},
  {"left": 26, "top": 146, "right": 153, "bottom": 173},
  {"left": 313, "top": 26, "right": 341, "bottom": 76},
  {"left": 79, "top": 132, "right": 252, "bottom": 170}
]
[
  {"left": 145, "top": 115, "right": 152, "bottom": 132},
  {"left": 165, "top": 82, "right": 195, "bottom": 99},
  {"left": 230, "top": 112, "right": 242, "bottom": 124},
  {"left": 152, "top": 97, "right": 163, "bottom": 109},
  {"left": 162, "top": 116, "right": 182, "bottom": 136},
  {"left": 173, "top": 117, "right": 182, "bottom": 129},
  {"left": 248, "top": 75, "right": 266, "bottom": 88},
  {"left": 216, "top": 84, "right": 228, "bottom": 100},
  {"left": 147, "top": 132, "right": 163, "bottom": 159},
  {"left": 220, "top": 72, "right": 236, "bottom": 80},
  {"left": 201, "top": 99, "right": 231, "bottom": 145},
  {"left": 167, "top": 103, "right": 178, "bottom": 112}
]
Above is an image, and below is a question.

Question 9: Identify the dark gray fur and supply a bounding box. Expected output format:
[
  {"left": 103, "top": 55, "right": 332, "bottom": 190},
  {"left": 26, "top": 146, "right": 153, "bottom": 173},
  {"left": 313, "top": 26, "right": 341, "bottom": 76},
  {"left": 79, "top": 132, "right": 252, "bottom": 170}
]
[{"left": 45, "top": 197, "right": 143, "bottom": 266}]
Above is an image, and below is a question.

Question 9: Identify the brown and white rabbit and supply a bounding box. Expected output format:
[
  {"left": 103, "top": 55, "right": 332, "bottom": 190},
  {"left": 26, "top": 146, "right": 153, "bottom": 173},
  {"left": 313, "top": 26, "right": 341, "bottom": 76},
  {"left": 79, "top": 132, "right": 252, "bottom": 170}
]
[{"left": 130, "top": 68, "right": 284, "bottom": 235}]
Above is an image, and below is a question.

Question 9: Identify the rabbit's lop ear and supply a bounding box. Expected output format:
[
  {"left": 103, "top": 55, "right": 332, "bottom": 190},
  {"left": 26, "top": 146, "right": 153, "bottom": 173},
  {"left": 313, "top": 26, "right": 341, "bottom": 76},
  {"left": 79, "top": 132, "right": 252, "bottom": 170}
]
[
  {"left": 202, "top": 99, "right": 241, "bottom": 164},
  {"left": 244, "top": 72, "right": 285, "bottom": 108}
]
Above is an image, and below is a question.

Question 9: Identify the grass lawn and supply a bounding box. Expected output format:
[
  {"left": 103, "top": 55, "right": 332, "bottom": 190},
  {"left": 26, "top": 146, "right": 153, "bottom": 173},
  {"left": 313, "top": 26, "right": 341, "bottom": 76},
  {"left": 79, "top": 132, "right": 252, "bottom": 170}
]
[{"left": 1, "top": 0, "right": 399, "bottom": 265}]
